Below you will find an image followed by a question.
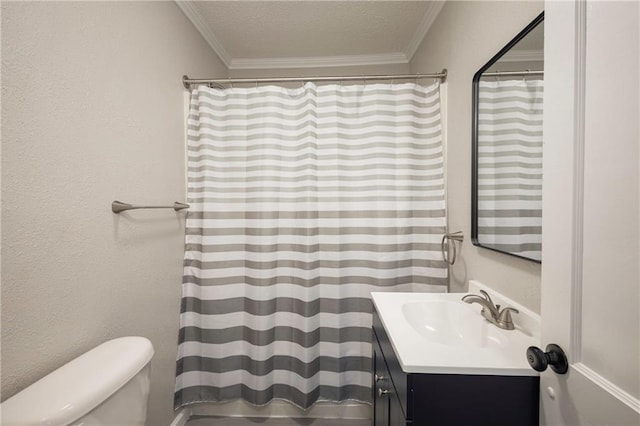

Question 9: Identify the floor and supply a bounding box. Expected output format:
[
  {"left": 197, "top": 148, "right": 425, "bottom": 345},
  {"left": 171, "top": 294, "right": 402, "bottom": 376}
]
[{"left": 186, "top": 416, "right": 372, "bottom": 426}]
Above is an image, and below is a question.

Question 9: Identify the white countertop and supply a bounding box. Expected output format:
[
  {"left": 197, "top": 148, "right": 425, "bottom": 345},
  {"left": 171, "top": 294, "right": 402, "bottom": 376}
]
[{"left": 371, "top": 281, "right": 540, "bottom": 376}]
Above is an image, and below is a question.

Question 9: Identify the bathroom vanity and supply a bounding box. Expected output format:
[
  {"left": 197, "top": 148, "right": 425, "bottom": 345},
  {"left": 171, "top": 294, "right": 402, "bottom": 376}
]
[{"left": 371, "top": 283, "right": 540, "bottom": 426}]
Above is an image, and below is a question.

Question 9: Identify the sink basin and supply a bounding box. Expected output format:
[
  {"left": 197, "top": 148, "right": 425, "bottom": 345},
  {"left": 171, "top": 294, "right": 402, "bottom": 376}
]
[
  {"left": 401, "top": 300, "right": 507, "bottom": 349},
  {"left": 371, "top": 283, "right": 541, "bottom": 376}
]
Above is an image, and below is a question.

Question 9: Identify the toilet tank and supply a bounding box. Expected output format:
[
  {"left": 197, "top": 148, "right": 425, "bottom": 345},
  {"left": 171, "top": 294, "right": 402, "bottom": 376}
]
[{"left": 1, "top": 336, "right": 154, "bottom": 426}]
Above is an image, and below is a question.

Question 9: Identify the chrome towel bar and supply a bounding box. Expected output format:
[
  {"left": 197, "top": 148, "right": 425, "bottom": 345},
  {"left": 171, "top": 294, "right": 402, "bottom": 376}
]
[{"left": 111, "top": 200, "right": 190, "bottom": 214}]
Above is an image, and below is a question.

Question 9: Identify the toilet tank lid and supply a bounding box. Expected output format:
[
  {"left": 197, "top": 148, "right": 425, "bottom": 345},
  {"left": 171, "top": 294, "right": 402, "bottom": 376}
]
[{"left": 1, "top": 336, "right": 154, "bottom": 425}]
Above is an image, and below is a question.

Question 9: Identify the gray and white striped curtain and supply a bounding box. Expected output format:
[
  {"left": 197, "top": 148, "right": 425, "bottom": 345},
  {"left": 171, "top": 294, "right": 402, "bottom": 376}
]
[
  {"left": 477, "top": 79, "right": 543, "bottom": 261},
  {"left": 174, "top": 82, "right": 447, "bottom": 410}
]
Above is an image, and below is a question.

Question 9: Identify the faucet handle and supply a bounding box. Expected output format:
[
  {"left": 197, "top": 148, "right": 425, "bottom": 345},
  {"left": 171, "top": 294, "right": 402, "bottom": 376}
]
[
  {"left": 496, "top": 307, "right": 519, "bottom": 330},
  {"left": 500, "top": 306, "right": 519, "bottom": 315}
]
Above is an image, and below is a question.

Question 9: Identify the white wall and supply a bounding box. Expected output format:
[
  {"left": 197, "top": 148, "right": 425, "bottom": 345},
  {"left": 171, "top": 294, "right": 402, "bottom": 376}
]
[
  {"left": 1, "top": 2, "right": 226, "bottom": 425},
  {"left": 410, "top": 1, "right": 544, "bottom": 312}
]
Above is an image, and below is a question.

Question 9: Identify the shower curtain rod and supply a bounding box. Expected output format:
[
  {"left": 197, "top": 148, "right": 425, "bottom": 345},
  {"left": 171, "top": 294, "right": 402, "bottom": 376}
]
[
  {"left": 182, "top": 69, "right": 447, "bottom": 89},
  {"left": 482, "top": 70, "right": 544, "bottom": 77}
]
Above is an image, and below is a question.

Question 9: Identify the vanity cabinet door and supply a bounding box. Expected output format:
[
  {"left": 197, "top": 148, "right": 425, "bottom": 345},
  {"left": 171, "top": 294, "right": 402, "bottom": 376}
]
[
  {"left": 372, "top": 308, "right": 412, "bottom": 420},
  {"left": 373, "top": 338, "right": 390, "bottom": 426},
  {"left": 374, "top": 326, "right": 411, "bottom": 426},
  {"left": 411, "top": 373, "right": 538, "bottom": 426}
]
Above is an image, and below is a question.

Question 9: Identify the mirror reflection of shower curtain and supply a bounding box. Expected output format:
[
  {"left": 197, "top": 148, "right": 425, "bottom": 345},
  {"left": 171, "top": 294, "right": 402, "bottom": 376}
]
[
  {"left": 477, "top": 79, "right": 543, "bottom": 261},
  {"left": 174, "top": 82, "right": 447, "bottom": 409}
]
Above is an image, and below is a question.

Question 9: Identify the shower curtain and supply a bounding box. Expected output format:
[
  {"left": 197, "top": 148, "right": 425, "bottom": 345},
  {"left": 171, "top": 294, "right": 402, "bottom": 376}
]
[
  {"left": 174, "top": 82, "right": 447, "bottom": 410},
  {"left": 477, "top": 79, "right": 544, "bottom": 261}
]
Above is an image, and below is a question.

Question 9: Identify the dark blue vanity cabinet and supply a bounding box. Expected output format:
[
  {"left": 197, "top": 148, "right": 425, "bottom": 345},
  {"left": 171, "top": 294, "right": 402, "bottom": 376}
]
[{"left": 372, "top": 306, "right": 539, "bottom": 426}]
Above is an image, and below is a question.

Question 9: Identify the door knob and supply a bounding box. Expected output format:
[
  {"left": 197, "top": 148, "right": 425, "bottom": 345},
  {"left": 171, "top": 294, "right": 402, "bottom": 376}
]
[{"left": 526, "top": 343, "right": 568, "bottom": 374}]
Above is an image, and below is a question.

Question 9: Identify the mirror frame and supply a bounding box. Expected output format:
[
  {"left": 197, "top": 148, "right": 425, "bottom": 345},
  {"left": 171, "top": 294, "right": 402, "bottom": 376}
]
[{"left": 471, "top": 11, "right": 544, "bottom": 263}]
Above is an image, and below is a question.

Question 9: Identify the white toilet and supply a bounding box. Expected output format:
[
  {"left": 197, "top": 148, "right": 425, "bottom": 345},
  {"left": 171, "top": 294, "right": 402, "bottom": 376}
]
[{"left": 1, "top": 336, "right": 154, "bottom": 426}]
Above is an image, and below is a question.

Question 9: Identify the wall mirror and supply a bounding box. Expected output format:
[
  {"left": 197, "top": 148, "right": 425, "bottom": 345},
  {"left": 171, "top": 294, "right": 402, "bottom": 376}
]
[{"left": 472, "top": 12, "right": 544, "bottom": 263}]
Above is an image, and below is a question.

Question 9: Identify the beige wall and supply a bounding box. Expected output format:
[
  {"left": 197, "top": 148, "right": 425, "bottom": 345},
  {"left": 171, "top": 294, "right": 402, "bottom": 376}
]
[
  {"left": 1, "top": 2, "right": 226, "bottom": 425},
  {"left": 228, "top": 63, "right": 411, "bottom": 88},
  {"left": 1, "top": 3, "right": 547, "bottom": 425},
  {"left": 230, "top": 63, "right": 410, "bottom": 78},
  {"left": 410, "top": 1, "right": 544, "bottom": 312}
]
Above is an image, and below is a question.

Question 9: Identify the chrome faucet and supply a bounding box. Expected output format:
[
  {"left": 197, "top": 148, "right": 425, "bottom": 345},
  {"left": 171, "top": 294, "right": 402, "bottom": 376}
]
[{"left": 462, "top": 290, "right": 519, "bottom": 330}]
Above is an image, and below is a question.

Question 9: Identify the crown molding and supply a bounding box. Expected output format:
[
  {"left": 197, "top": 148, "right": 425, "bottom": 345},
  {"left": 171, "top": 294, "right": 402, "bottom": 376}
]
[
  {"left": 404, "top": 1, "right": 446, "bottom": 61},
  {"left": 499, "top": 49, "right": 544, "bottom": 63},
  {"left": 175, "top": 1, "right": 231, "bottom": 67},
  {"left": 229, "top": 53, "right": 409, "bottom": 70}
]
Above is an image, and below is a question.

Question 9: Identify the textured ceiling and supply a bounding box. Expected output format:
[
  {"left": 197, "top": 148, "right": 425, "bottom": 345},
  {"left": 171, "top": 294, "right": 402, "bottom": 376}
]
[{"left": 177, "top": 1, "right": 445, "bottom": 69}]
